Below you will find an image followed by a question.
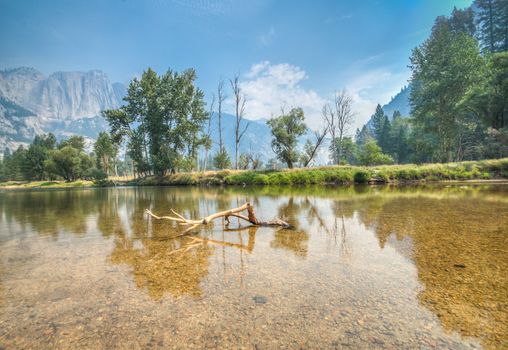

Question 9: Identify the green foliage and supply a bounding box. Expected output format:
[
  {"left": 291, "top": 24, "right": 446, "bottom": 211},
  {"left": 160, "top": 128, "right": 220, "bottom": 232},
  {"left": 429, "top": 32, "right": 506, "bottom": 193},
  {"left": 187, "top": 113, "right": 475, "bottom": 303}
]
[
  {"left": 354, "top": 169, "right": 372, "bottom": 184},
  {"left": 92, "top": 168, "right": 108, "bottom": 181},
  {"left": 0, "top": 146, "right": 27, "bottom": 181},
  {"left": 213, "top": 147, "right": 231, "bottom": 170},
  {"left": 21, "top": 134, "right": 57, "bottom": 181},
  {"left": 45, "top": 146, "right": 82, "bottom": 181},
  {"left": 357, "top": 140, "right": 394, "bottom": 166},
  {"left": 132, "top": 158, "right": 508, "bottom": 186},
  {"left": 267, "top": 107, "right": 307, "bottom": 169},
  {"left": 102, "top": 67, "right": 208, "bottom": 176},
  {"left": 355, "top": 125, "right": 373, "bottom": 148},
  {"left": 94, "top": 131, "right": 117, "bottom": 176},
  {"left": 58, "top": 135, "right": 86, "bottom": 152},
  {"left": 371, "top": 104, "right": 386, "bottom": 140},
  {"left": 410, "top": 16, "right": 485, "bottom": 162},
  {"left": 474, "top": 0, "right": 508, "bottom": 52}
]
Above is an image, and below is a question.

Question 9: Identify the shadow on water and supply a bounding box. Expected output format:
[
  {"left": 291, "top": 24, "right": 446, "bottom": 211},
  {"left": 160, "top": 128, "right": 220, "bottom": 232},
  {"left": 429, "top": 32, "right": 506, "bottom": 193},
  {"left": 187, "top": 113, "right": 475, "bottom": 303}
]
[{"left": 0, "top": 184, "right": 507, "bottom": 348}]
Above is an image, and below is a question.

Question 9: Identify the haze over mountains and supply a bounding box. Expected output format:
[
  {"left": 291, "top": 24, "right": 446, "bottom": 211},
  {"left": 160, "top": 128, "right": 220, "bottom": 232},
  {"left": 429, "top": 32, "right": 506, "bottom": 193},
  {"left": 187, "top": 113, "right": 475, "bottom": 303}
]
[{"left": 0, "top": 67, "right": 410, "bottom": 163}]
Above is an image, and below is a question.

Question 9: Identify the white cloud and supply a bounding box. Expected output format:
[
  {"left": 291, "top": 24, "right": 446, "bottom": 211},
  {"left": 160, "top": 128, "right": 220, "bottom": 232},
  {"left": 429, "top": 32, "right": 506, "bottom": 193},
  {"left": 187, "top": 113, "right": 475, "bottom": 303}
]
[
  {"left": 228, "top": 60, "right": 410, "bottom": 135},
  {"left": 231, "top": 61, "right": 326, "bottom": 128}
]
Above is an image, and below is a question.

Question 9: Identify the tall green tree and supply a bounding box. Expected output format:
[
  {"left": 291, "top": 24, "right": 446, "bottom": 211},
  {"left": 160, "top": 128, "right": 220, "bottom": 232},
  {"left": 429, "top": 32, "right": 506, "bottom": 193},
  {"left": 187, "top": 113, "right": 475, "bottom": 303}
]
[
  {"left": 448, "top": 6, "right": 476, "bottom": 36},
  {"left": 377, "top": 115, "right": 392, "bottom": 154},
  {"left": 390, "top": 112, "right": 412, "bottom": 163},
  {"left": 94, "top": 132, "right": 117, "bottom": 176},
  {"left": 102, "top": 67, "right": 208, "bottom": 176},
  {"left": 267, "top": 107, "right": 307, "bottom": 169},
  {"left": 410, "top": 17, "right": 485, "bottom": 162},
  {"left": 371, "top": 104, "right": 386, "bottom": 140},
  {"left": 22, "top": 134, "right": 56, "bottom": 180},
  {"left": 475, "top": 0, "right": 508, "bottom": 52},
  {"left": 1, "top": 146, "right": 27, "bottom": 181}
]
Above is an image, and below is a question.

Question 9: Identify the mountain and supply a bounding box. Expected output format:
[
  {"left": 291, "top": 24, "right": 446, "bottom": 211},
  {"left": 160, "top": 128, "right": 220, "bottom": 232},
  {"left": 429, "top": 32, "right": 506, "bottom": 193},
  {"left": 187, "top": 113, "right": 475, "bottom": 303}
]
[
  {"left": 0, "top": 67, "right": 124, "bottom": 151},
  {"left": 364, "top": 84, "right": 411, "bottom": 132},
  {"left": 382, "top": 85, "right": 411, "bottom": 118}
]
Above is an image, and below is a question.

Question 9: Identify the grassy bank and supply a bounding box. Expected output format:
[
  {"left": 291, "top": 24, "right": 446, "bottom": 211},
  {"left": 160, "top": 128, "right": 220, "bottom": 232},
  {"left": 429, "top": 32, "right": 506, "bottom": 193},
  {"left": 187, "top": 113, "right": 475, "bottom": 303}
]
[
  {"left": 138, "top": 158, "right": 508, "bottom": 186},
  {"left": 0, "top": 180, "right": 95, "bottom": 189},
  {"left": 1, "top": 158, "right": 507, "bottom": 189}
]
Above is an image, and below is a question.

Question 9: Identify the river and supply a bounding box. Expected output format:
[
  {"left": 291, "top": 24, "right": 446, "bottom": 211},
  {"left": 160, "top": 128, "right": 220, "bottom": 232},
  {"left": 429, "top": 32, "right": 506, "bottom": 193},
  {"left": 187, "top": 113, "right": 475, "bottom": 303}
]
[{"left": 0, "top": 184, "right": 507, "bottom": 349}]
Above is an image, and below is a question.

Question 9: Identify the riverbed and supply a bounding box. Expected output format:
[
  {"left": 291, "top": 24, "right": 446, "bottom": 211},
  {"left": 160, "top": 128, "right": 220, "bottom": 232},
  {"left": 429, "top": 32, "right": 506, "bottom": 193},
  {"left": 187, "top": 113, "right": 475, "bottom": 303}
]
[{"left": 0, "top": 185, "right": 507, "bottom": 349}]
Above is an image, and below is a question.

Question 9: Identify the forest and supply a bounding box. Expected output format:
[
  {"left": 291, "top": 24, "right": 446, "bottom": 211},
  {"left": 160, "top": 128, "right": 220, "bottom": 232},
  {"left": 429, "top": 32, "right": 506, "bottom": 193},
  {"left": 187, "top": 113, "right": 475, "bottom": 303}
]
[{"left": 1, "top": 0, "right": 507, "bottom": 182}]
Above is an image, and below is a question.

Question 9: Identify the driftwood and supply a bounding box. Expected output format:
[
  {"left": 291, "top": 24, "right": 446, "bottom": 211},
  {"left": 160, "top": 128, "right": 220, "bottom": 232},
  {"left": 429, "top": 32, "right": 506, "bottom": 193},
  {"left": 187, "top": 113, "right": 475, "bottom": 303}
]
[{"left": 145, "top": 202, "right": 291, "bottom": 235}]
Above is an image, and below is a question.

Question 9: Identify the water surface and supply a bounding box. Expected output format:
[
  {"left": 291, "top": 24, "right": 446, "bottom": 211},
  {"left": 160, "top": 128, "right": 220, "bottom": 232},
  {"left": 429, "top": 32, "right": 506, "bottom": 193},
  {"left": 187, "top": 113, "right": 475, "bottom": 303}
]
[{"left": 0, "top": 185, "right": 507, "bottom": 349}]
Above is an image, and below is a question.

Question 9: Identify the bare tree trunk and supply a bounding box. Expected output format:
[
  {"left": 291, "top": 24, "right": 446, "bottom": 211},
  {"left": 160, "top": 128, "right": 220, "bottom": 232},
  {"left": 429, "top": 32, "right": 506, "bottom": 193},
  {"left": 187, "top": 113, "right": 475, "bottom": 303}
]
[
  {"left": 203, "top": 93, "right": 215, "bottom": 172},
  {"left": 217, "top": 80, "right": 225, "bottom": 153},
  {"left": 324, "top": 90, "right": 354, "bottom": 165},
  {"left": 230, "top": 75, "right": 249, "bottom": 169}
]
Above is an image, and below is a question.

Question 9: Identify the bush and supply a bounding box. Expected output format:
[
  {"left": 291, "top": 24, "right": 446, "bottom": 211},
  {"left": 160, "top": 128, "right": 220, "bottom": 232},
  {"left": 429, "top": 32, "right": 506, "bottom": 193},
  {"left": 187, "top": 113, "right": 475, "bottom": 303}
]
[
  {"left": 354, "top": 169, "right": 372, "bottom": 183},
  {"left": 87, "top": 168, "right": 108, "bottom": 181}
]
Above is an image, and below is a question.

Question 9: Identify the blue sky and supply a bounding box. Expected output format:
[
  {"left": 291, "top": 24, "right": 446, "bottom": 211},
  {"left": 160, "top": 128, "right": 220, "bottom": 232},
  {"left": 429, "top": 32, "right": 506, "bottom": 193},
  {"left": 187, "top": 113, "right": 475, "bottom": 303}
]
[{"left": 0, "top": 0, "right": 471, "bottom": 129}]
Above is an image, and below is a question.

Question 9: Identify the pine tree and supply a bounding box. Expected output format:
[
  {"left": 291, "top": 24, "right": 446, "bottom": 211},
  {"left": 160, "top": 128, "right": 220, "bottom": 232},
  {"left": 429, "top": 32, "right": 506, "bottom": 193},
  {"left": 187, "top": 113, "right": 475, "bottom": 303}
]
[{"left": 371, "top": 104, "right": 386, "bottom": 140}]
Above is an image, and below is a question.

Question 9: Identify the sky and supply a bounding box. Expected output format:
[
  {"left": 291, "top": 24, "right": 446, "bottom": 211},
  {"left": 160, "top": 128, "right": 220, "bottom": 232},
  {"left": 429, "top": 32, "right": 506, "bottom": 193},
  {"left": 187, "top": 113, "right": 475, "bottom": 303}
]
[{"left": 0, "top": 0, "right": 472, "bottom": 131}]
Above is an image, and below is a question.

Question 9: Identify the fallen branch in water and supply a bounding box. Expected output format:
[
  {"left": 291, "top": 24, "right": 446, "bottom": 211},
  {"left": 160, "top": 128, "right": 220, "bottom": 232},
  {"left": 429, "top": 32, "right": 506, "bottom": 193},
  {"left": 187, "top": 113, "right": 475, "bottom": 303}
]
[{"left": 145, "top": 202, "right": 291, "bottom": 234}]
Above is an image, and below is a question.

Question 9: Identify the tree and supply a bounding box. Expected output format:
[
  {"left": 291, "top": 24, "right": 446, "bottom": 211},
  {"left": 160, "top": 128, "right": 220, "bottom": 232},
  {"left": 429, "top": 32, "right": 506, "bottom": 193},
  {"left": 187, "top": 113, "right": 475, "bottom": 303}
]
[
  {"left": 94, "top": 132, "right": 117, "bottom": 176},
  {"left": 474, "top": 0, "right": 508, "bottom": 52},
  {"left": 448, "top": 6, "right": 476, "bottom": 37},
  {"left": 267, "top": 107, "right": 307, "bottom": 169},
  {"left": 340, "top": 137, "right": 358, "bottom": 164},
  {"left": 377, "top": 115, "right": 392, "bottom": 153},
  {"left": 301, "top": 124, "right": 328, "bottom": 167},
  {"left": 410, "top": 17, "right": 484, "bottom": 162},
  {"left": 102, "top": 67, "right": 208, "bottom": 176},
  {"left": 212, "top": 80, "right": 231, "bottom": 170},
  {"left": 464, "top": 52, "right": 508, "bottom": 130},
  {"left": 22, "top": 134, "right": 56, "bottom": 180},
  {"left": 230, "top": 75, "right": 249, "bottom": 169},
  {"left": 1, "top": 146, "right": 26, "bottom": 181},
  {"left": 323, "top": 90, "right": 354, "bottom": 164},
  {"left": 390, "top": 112, "right": 412, "bottom": 163},
  {"left": 58, "top": 135, "right": 85, "bottom": 152},
  {"left": 202, "top": 93, "right": 215, "bottom": 172},
  {"left": 355, "top": 125, "right": 373, "bottom": 148},
  {"left": 238, "top": 153, "right": 250, "bottom": 170},
  {"left": 45, "top": 146, "right": 82, "bottom": 181},
  {"left": 213, "top": 147, "right": 231, "bottom": 169},
  {"left": 371, "top": 104, "right": 386, "bottom": 141},
  {"left": 357, "top": 140, "right": 394, "bottom": 166}
]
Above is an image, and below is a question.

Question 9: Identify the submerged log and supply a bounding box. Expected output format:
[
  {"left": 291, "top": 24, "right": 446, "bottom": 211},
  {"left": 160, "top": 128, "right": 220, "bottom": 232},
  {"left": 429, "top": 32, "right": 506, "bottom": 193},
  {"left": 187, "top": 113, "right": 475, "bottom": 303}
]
[{"left": 145, "top": 202, "right": 291, "bottom": 234}]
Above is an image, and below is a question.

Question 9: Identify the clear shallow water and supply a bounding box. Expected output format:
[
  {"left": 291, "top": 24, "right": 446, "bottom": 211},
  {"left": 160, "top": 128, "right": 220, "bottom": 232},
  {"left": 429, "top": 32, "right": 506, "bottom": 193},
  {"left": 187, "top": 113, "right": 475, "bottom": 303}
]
[{"left": 0, "top": 185, "right": 507, "bottom": 349}]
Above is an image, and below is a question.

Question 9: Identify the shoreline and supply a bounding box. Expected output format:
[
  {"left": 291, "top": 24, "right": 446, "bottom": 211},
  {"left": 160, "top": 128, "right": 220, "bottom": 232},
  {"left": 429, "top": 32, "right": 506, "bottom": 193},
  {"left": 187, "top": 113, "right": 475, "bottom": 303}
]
[{"left": 1, "top": 158, "right": 507, "bottom": 190}]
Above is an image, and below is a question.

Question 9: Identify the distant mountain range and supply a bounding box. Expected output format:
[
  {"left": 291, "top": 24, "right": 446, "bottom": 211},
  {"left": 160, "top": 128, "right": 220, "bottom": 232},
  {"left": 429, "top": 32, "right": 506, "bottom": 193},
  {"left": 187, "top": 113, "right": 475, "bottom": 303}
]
[
  {"left": 0, "top": 67, "right": 124, "bottom": 150},
  {"left": 0, "top": 67, "right": 411, "bottom": 165}
]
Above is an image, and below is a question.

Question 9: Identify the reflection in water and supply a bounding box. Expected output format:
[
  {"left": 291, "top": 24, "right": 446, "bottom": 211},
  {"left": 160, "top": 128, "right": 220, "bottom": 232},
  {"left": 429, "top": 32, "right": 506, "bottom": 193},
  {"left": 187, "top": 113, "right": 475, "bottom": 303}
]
[
  {"left": 110, "top": 235, "right": 213, "bottom": 299},
  {"left": 0, "top": 185, "right": 507, "bottom": 349}
]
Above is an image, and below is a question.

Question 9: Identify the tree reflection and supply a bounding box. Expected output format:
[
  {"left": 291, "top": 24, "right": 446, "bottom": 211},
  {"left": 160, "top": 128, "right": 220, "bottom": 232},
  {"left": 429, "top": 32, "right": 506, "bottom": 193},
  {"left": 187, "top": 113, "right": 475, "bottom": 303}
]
[
  {"left": 269, "top": 197, "right": 309, "bottom": 257},
  {"left": 110, "top": 235, "right": 213, "bottom": 300},
  {"left": 355, "top": 194, "right": 508, "bottom": 349}
]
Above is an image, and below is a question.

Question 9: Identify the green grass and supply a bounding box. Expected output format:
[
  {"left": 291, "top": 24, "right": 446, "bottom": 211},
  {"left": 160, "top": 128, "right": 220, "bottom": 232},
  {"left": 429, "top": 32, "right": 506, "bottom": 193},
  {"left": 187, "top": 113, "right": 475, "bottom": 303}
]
[
  {"left": 2, "top": 158, "right": 507, "bottom": 189},
  {"left": 0, "top": 180, "right": 94, "bottom": 189},
  {"left": 132, "top": 158, "right": 508, "bottom": 186}
]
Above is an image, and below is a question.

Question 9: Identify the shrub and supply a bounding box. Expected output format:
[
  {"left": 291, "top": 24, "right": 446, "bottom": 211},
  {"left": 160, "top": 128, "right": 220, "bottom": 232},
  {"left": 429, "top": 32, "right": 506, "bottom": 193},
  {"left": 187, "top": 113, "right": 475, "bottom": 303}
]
[{"left": 354, "top": 169, "right": 372, "bottom": 183}]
